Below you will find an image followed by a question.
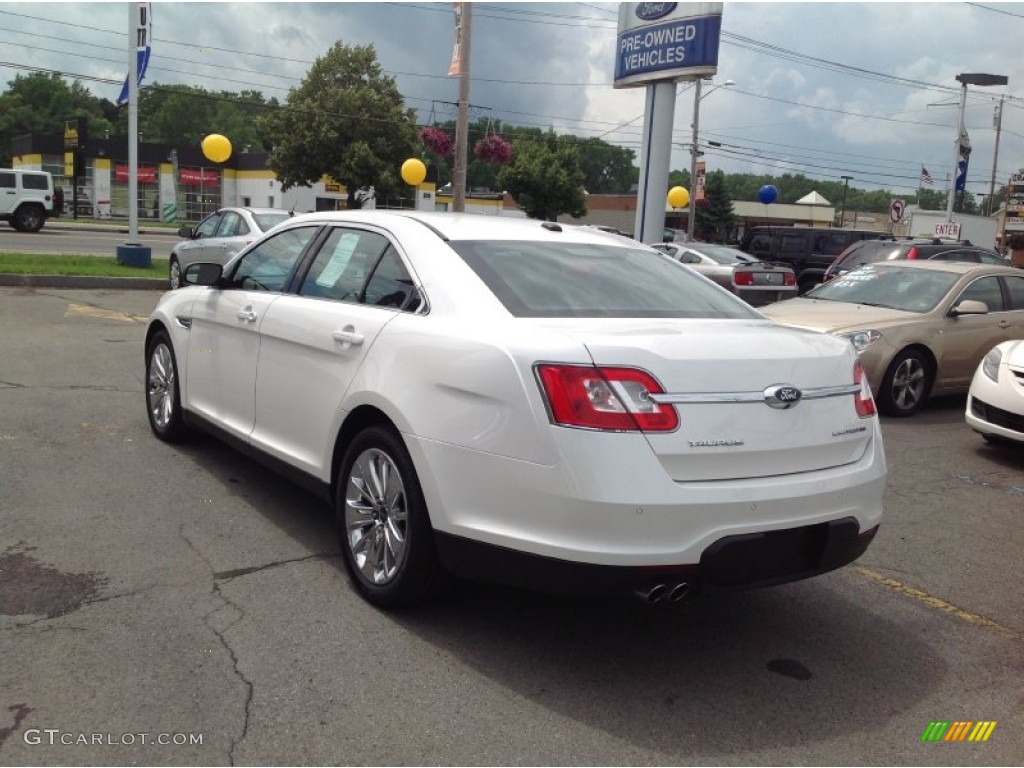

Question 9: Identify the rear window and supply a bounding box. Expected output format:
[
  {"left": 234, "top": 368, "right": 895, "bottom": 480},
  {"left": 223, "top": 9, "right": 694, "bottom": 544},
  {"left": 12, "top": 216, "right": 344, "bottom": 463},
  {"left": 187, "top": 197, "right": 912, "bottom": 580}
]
[
  {"left": 252, "top": 212, "right": 290, "bottom": 231},
  {"left": 21, "top": 173, "right": 50, "bottom": 190},
  {"left": 694, "top": 244, "right": 758, "bottom": 264},
  {"left": 835, "top": 242, "right": 908, "bottom": 270},
  {"left": 448, "top": 241, "right": 760, "bottom": 319}
]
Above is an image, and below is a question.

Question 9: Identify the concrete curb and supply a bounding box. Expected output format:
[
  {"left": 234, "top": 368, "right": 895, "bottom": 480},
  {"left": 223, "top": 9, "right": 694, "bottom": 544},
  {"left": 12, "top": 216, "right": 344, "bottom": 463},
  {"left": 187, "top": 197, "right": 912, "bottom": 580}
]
[
  {"left": 45, "top": 220, "right": 177, "bottom": 236},
  {"left": 0, "top": 273, "right": 167, "bottom": 290}
]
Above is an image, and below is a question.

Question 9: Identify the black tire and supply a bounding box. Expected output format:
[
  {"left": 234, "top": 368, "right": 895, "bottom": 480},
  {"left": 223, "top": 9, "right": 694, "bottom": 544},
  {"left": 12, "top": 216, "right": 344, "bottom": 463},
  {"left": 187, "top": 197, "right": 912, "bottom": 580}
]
[
  {"left": 169, "top": 256, "right": 182, "bottom": 290},
  {"left": 14, "top": 204, "right": 44, "bottom": 233},
  {"left": 145, "top": 330, "right": 192, "bottom": 442},
  {"left": 336, "top": 425, "right": 448, "bottom": 608},
  {"left": 878, "top": 349, "right": 932, "bottom": 417}
]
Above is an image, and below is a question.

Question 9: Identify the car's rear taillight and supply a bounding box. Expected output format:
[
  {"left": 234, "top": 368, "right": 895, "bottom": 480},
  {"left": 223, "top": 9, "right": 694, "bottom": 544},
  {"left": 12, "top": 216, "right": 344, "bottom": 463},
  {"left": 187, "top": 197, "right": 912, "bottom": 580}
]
[
  {"left": 783, "top": 272, "right": 796, "bottom": 286},
  {"left": 734, "top": 271, "right": 754, "bottom": 286},
  {"left": 853, "top": 361, "right": 876, "bottom": 418},
  {"left": 536, "top": 364, "right": 678, "bottom": 431},
  {"left": 905, "top": 247, "right": 919, "bottom": 259}
]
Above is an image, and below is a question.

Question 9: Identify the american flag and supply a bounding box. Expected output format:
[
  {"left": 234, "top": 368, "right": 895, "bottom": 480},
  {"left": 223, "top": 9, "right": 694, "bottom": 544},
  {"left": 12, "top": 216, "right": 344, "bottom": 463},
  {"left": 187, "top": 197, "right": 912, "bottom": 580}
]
[{"left": 921, "top": 166, "right": 934, "bottom": 186}]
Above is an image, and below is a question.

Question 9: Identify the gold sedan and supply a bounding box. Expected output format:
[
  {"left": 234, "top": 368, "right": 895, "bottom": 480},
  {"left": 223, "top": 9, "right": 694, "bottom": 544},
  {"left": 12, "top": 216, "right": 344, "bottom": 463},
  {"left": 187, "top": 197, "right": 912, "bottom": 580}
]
[{"left": 761, "top": 261, "right": 1024, "bottom": 416}]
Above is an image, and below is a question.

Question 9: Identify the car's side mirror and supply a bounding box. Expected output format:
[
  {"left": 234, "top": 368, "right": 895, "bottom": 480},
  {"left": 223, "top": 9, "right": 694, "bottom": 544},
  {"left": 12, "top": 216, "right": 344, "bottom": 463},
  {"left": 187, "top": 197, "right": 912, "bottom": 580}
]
[
  {"left": 183, "top": 262, "right": 224, "bottom": 287},
  {"left": 177, "top": 225, "right": 194, "bottom": 238},
  {"left": 950, "top": 299, "right": 989, "bottom": 316}
]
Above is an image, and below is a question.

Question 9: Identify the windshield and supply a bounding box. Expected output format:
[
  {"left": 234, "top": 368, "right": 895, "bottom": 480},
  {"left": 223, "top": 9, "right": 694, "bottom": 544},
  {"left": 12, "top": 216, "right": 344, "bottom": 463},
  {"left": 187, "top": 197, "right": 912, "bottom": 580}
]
[
  {"left": 807, "top": 265, "right": 959, "bottom": 313},
  {"left": 448, "top": 241, "right": 761, "bottom": 319},
  {"left": 253, "top": 212, "right": 291, "bottom": 232},
  {"left": 692, "top": 244, "right": 759, "bottom": 265}
]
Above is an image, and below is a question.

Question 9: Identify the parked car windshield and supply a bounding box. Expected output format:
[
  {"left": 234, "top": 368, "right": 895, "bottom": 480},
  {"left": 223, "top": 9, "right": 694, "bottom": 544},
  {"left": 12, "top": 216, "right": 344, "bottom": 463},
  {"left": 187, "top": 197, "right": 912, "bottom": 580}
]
[
  {"left": 449, "top": 241, "right": 761, "bottom": 318},
  {"left": 252, "top": 212, "right": 291, "bottom": 231},
  {"left": 692, "top": 244, "right": 760, "bottom": 265},
  {"left": 806, "top": 265, "right": 960, "bottom": 313}
]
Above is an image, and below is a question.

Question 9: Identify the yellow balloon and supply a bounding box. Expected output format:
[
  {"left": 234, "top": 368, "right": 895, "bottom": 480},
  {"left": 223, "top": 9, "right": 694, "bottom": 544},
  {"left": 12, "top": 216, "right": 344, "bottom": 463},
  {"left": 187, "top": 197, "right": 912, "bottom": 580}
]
[
  {"left": 667, "top": 186, "right": 689, "bottom": 209},
  {"left": 401, "top": 158, "right": 427, "bottom": 186},
  {"left": 201, "top": 134, "right": 232, "bottom": 164}
]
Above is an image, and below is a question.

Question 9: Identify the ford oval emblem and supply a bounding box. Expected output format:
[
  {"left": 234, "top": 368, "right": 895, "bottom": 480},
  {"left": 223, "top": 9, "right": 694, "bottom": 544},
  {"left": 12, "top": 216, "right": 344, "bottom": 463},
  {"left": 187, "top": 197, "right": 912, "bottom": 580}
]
[
  {"left": 764, "top": 384, "right": 803, "bottom": 409},
  {"left": 635, "top": 2, "right": 677, "bottom": 21}
]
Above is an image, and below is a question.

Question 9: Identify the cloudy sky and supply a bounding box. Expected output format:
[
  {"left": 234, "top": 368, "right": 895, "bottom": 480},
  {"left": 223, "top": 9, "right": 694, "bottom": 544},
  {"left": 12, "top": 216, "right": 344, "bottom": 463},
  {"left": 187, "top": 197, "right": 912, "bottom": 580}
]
[{"left": 2, "top": 1, "right": 1023, "bottom": 201}]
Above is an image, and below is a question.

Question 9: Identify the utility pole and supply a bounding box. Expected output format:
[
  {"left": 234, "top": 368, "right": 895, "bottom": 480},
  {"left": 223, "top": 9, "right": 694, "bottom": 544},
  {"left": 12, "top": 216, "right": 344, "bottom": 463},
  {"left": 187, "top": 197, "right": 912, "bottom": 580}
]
[
  {"left": 839, "top": 175, "right": 853, "bottom": 227},
  {"left": 452, "top": 3, "right": 472, "bottom": 213},
  {"left": 686, "top": 78, "right": 702, "bottom": 241},
  {"left": 987, "top": 95, "right": 1004, "bottom": 216}
]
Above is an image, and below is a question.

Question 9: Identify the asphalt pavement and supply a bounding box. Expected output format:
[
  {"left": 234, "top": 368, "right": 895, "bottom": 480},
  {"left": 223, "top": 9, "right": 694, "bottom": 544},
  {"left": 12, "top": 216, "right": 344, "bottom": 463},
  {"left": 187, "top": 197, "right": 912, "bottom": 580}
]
[{"left": 0, "top": 287, "right": 1022, "bottom": 766}]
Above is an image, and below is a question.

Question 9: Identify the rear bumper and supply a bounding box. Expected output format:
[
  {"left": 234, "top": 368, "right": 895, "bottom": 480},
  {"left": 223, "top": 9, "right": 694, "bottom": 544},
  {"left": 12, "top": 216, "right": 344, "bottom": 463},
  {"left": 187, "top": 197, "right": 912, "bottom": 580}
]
[{"left": 435, "top": 519, "right": 879, "bottom": 594}]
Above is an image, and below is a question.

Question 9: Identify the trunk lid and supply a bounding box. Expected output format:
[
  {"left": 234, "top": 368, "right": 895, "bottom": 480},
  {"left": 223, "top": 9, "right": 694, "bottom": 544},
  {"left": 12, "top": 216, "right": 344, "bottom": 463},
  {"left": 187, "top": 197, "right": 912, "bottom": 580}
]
[{"left": 530, "top": 318, "right": 873, "bottom": 482}]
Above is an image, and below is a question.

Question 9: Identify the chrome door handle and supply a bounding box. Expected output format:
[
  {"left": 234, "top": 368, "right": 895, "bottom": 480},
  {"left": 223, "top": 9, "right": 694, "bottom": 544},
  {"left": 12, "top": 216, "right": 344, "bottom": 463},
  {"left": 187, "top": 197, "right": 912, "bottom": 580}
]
[
  {"left": 332, "top": 330, "right": 365, "bottom": 346},
  {"left": 236, "top": 309, "right": 257, "bottom": 323}
]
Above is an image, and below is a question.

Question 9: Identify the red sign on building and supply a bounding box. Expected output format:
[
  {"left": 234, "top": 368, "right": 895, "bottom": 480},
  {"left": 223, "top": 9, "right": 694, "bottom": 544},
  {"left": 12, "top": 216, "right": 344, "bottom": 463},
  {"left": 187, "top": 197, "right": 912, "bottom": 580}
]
[
  {"left": 179, "top": 169, "right": 220, "bottom": 186},
  {"left": 115, "top": 164, "right": 157, "bottom": 182}
]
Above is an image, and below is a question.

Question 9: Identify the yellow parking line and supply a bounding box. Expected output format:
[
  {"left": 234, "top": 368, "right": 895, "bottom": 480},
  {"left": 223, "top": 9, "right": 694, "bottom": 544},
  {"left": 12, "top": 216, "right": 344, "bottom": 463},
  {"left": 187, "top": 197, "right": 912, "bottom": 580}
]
[
  {"left": 65, "top": 302, "right": 148, "bottom": 323},
  {"left": 854, "top": 566, "right": 1021, "bottom": 642}
]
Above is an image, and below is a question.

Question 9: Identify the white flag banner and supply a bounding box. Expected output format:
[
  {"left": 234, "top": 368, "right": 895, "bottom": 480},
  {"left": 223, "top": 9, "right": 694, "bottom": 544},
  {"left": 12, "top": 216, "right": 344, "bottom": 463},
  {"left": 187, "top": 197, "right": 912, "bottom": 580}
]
[{"left": 117, "top": 2, "right": 152, "bottom": 105}]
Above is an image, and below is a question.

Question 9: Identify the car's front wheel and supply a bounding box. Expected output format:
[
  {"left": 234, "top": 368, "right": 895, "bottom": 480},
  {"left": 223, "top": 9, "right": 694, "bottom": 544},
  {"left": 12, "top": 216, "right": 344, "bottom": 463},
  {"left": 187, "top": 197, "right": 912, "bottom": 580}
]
[
  {"left": 878, "top": 348, "right": 932, "bottom": 417},
  {"left": 168, "top": 256, "right": 182, "bottom": 289},
  {"left": 145, "top": 330, "right": 191, "bottom": 441},
  {"left": 336, "top": 425, "right": 448, "bottom": 608}
]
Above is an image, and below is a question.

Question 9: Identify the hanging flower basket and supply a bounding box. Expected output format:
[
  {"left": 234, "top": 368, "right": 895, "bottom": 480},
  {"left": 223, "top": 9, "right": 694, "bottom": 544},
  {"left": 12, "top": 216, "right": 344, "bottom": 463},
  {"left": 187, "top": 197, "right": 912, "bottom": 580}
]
[
  {"left": 474, "top": 134, "right": 512, "bottom": 165},
  {"left": 419, "top": 126, "right": 453, "bottom": 157}
]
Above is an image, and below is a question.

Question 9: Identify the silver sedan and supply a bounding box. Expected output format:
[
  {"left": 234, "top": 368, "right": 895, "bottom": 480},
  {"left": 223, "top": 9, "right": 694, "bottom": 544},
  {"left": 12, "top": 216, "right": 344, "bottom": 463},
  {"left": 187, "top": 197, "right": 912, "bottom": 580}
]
[{"left": 651, "top": 242, "right": 798, "bottom": 306}]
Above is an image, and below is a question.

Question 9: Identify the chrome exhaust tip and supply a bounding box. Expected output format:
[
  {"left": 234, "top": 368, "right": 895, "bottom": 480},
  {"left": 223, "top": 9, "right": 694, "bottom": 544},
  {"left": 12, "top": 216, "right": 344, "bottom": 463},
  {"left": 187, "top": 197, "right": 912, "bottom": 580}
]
[
  {"left": 636, "top": 583, "right": 667, "bottom": 604},
  {"left": 668, "top": 581, "right": 691, "bottom": 603}
]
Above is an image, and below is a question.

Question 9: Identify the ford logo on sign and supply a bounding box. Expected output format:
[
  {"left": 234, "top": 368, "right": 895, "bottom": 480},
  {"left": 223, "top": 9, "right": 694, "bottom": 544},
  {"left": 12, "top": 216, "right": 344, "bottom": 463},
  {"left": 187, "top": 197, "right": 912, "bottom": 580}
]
[
  {"left": 635, "top": 2, "right": 677, "bottom": 21},
  {"left": 764, "top": 384, "right": 803, "bottom": 409}
]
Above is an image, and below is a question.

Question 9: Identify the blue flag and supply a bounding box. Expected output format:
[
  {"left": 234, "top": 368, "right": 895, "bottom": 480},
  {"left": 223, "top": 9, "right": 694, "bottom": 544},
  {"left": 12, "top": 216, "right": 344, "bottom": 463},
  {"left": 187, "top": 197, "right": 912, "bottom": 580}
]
[{"left": 117, "top": 3, "right": 152, "bottom": 106}]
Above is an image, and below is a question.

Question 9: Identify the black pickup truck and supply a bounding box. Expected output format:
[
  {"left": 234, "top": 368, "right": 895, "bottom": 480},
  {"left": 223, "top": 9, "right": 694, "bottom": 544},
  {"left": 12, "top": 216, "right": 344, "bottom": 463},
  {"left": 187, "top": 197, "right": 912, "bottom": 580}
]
[{"left": 738, "top": 227, "right": 884, "bottom": 293}]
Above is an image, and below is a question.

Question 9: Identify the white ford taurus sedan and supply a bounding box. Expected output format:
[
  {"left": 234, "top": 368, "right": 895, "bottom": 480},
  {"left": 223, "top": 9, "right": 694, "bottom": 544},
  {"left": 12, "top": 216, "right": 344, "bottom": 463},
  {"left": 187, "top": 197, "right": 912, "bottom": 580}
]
[{"left": 144, "top": 211, "right": 887, "bottom": 608}]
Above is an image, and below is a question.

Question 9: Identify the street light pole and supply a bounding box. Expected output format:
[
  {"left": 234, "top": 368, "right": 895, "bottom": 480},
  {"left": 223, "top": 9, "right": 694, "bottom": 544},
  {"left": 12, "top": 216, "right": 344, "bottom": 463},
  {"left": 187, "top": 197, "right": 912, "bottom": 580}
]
[
  {"left": 947, "top": 72, "right": 1008, "bottom": 222},
  {"left": 839, "top": 175, "right": 853, "bottom": 227}
]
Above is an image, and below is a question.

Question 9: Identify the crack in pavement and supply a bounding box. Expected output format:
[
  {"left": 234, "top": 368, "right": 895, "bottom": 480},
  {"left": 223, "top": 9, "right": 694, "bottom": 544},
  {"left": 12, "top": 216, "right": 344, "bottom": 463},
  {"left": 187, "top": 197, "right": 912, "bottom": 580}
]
[
  {"left": 178, "top": 526, "right": 253, "bottom": 767},
  {"left": 0, "top": 703, "right": 33, "bottom": 749},
  {"left": 214, "top": 552, "right": 337, "bottom": 582}
]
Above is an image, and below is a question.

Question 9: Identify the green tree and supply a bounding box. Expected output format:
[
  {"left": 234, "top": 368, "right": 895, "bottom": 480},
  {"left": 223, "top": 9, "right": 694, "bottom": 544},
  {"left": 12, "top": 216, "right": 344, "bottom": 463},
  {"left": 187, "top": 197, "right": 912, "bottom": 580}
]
[
  {"left": 694, "top": 170, "right": 737, "bottom": 242},
  {"left": 496, "top": 130, "right": 586, "bottom": 221},
  {"left": 560, "top": 136, "right": 636, "bottom": 194},
  {"left": 0, "top": 72, "right": 112, "bottom": 165},
  {"left": 259, "top": 42, "right": 418, "bottom": 206}
]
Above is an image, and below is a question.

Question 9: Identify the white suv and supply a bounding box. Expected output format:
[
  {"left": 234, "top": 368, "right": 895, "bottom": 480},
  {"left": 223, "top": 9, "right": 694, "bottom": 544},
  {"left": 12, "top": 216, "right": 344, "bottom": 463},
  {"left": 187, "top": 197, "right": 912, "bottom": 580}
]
[{"left": 0, "top": 168, "right": 55, "bottom": 232}]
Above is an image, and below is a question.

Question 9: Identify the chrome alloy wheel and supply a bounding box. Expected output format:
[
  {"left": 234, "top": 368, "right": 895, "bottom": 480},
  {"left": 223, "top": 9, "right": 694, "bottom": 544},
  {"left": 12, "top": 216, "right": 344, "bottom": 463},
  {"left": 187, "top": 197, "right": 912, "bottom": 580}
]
[
  {"left": 147, "top": 342, "right": 176, "bottom": 430},
  {"left": 890, "top": 356, "right": 926, "bottom": 411},
  {"left": 169, "top": 258, "right": 181, "bottom": 289},
  {"left": 344, "top": 448, "right": 409, "bottom": 584}
]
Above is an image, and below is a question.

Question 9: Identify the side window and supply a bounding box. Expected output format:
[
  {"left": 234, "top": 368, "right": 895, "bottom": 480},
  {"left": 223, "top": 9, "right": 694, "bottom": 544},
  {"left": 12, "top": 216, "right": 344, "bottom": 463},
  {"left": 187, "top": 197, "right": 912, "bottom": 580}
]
[
  {"left": 363, "top": 246, "right": 416, "bottom": 308},
  {"left": 818, "top": 233, "right": 849, "bottom": 256},
  {"left": 21, "top": 173, "right": 50, "bottom": 190},
  {"left": 225, "top": 226, "right": 317, "bottom": 292},
  {"left": 955, "top": 276, "right": 1004, "bottom": 312},
  {"left": 679, "top": 251, "right": 701, "bottom": 264},
  {"left": 779, "top": 234, "right": 807, "bottom": 255},
  {"left": 299, "top": 228, "right": 390, "bottom": 302},
  {"left": 749, "top": 234, "right": 771, "bottom": 254},
  {"left": 216, "top": 212, "right": 241, "bottom": 238},
  {"left": 195, "top": 213, "right": 223, "bottom": 239},
  {"left": 932, "top": 249, "right": 978, "bottom": 263},
  {"left": 978, "top": 252, "right": 1006, "bottom": 265},
  {"left": 1002, "top": 275, "right": 1024, "bottom": 310},
  {"left": 0, "top": 172, "right": 15, "bottom": 189}
]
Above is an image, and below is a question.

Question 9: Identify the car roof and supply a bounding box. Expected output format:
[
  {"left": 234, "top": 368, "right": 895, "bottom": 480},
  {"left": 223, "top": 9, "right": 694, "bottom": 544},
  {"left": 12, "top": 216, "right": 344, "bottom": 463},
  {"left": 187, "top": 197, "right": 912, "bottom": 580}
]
[
  {"left": 281, "top": 210, "right": 637, "bottom": 243},
  {"left": 864, "top": 260, "right": 1012, "bottom": 275}
]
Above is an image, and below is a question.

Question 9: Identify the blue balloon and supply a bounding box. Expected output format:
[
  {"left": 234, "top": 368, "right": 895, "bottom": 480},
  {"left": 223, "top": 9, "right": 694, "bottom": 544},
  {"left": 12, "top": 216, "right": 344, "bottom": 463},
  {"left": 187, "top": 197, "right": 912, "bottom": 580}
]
[{"left": 758, "top": 184, "right": 779, "bottom": 205}]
